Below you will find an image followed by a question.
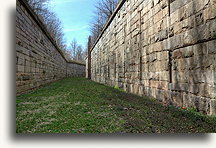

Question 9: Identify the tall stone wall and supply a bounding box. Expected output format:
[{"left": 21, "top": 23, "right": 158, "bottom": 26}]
[
  {"left": 67, "top": 62, "right": 86, "bottom": 77},
  {"left": 90, "top": 0, "right": 215, "bottom": 115},
  {"left": 16, "top": 0, "right": 85, "bottom": 95}
]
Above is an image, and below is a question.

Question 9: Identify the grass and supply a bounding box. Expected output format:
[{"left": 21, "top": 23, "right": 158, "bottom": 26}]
[{"left": 16, "top": 77, "right": 216, "bottom": 133}]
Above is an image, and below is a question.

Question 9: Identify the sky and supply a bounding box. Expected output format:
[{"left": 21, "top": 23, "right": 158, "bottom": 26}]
[{"left": 48, "top": 0, "right": 98, "bottom": 49}]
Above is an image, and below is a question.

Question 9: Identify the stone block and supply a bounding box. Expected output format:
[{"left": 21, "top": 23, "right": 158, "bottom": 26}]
[
  {"left": 198, "top": 84, "right": 215, "bottom": 98},
  {"left": 172, "top": 71, "right": 189, "bottom": 83},
  {"left": 170, "top": 83, "right": 189, "bottom": 92},
  {"left": 159, "top": 29, "right": 168, "bottom": 41},
  {"left": 193, "top": 42, "right": 208, "bottom": 56},
  {"left": 172, "top": 49, "right": 183, "bottom": 59},
  {"left": 170, "top": 91, "right": 183, "bottom": 107},
  {"left": 17, "top": 57, "right": 24, "bottom": 66},
  {"left": 199, "top": 55, "right": 215, "bottom": 68},
  {"left": 207, "top": 40, "right": 216, "bottom": 54},
  {"left": 209, "top": 19, "right": 216, "bottom": 39},
  {"left": 133, "top": 84, "right": 140, "bottom": 94},
  {"left": 25, "top": 66, "right": 31, "bottom": 73},
  {"left": 183, "top": 94, "right": 213, "bottom": 115},
  {"left": 203, "top": 4, "right": 216, "bottom": 23},
  {"left": 183, "top": 94, "right": 210, "bottom": 115},
  {"left": 210, "top": 99, "right": 215, "bottom": 116},
  {"left": 138, "top": 85, "right": 144, "bottom": 96},
  {"left": 183, "top": 93, "right": 194, "bottom": 108},
  {"left": 17, "top": 65, "right": 24, "bottom": 72},
  {"left": 149, "top": 87, "right": 157, "bottom": 98},
  {"left": 196, "top": 97, "right": 211, "bottom": 115},
  {"left": 184, "top": 46, "right": 194, "bottom": 57},
  {"left": 153, "top": 10, "right": 163, "bottom": 23},
  {"left": 173, "top": 46, "right": 194, "bottom": 59},
  {"left": 189, "top": 84, "right": 200, "bottom": 94},
  {"left": 170, "top": 9, "right": 179, "bottom": 25},
  {"left": 183, "top": 29, "right": 198, "bottom": 46},
  {"left": 173, "top": 22, "right": 183, "bottom": 35},
  {"left": 169, "top": 35, "right": 182, "bottom": 49},
  {"left": 159, "top": 71, "right": 170, "bottom": 81},
  {"left": 149, "top": 80, "right": 169, "bottom": 90},
  {"left": 170, "top": 0, "right": 191, "bottom": 14},
  {"left": 159, "top": 0, "right": 167, "bottom": 9},
  {"left": 22, "top": 74, "right": 31, "bottom": 81},
  {"left": 182, "top": 15, "right": 195, "bottom": 29},
  {"left": 158, "top": 60, "right": 169, "bottom": 71},
  {"left": 143, "top": 87, "right": 150, "bottom": 97},
  {"left": 156, "top": 51, "right": 169, "bottom": 61}
]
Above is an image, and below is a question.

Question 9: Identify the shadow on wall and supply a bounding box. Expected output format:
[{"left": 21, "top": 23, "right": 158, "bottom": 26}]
[
  {"left": 190, "top": 0, "right": 213, "bottom": 112},
  {"left": 170, "top": 0, "right": 215, "bottom": 114}
]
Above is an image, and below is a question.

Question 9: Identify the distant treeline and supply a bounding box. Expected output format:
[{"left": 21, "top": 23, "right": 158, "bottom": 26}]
[
  {"left": 26, "top": 0, "right": 120, "bottom": 62},
  {"left": 26, "top": 0, "right": 86, "bottom": 63},
  {"left": 89, "top": 0, "right": 119, "bottom": 47}
]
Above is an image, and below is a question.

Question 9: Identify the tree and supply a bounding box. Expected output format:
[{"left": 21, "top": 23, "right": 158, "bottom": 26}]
[
  {"left": 76, "top": 45, "right": 84, "bottom": 62},
  {"left": 67, "top": 39, "right": 86, "bottom": 63},
  {"left": 26, "top": 0, "right": 50, "bottom": 15},
  {"left": 95, "top": 0, "right": 119, "bottom": 21},
  {"left": 69, "top": 39, "right": 78, "bottom": 60},
  {"left": 90, "top": 0, "right": 119, "bottom": 45},
  {"left": 27, "top": 0, "right": 66, "bottom": 54}
]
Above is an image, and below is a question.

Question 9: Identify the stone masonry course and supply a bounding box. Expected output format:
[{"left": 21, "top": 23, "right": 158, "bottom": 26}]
[
  {"left": 88, "top": 0, "right": 216, "bottom": 115},
  {"left": 16, "top": 0, "right": 85, "bottom": 95}
]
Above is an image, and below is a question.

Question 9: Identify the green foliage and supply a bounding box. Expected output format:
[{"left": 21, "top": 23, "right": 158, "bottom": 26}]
[
  {"left": 16, "top": 78, "right": 215, "bottom": 133},
  {"left": 187, "top": 107, "right": 198, "bottom": 112},
  {"left": 114, "top": 85, "right": 125, "bottom": 92}
]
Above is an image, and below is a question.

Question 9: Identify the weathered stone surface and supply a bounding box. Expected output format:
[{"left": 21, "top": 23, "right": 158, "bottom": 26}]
[
  {"left": 89, "top": 0, "right": 215, "bottom": 115},
  {"left": 183, "top": 94, "right": 213, "bottom": 115},
  {"left": 210, "top": 99, "right": 215, "bottom": 115},
  {"left": 16, "top": 0, "right": 85, "bottom": 95},
  {"left": 170, "top": 91, "right": 183, "bottom": 107}
]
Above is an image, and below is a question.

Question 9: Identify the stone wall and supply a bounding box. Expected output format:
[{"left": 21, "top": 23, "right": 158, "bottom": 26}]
[
  {"left": 90, "top": 0, "right": 215, "bottom": 115},
  {"left": 16, "top": 0, "right": 85, "bottom": 95},
  {"left": 67, "top": 62, "right": 86, "bottom": 77},
  {"left": 86, "top": 57, "right": 89, "bottom": 78}
]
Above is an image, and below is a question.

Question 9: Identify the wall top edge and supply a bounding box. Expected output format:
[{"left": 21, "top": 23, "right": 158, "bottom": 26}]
[
  {"left": 17, "top": 0, "right": 85, "bottom": 66},
  {"left": 68, "top": 60, "right": 86, "bottom": 66},
  {"left": 90, "top": 0, "right": 127, "bottom": 52}
]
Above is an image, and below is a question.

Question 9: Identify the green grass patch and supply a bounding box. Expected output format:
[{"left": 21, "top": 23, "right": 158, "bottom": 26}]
[{"left": 16, "top": 77, "right": 215, "bottom": 133}]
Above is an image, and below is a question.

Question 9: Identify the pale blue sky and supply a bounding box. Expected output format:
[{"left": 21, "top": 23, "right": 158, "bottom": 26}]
[{"left": 49, "top": 0, "right": 98, "bottom": 49}]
